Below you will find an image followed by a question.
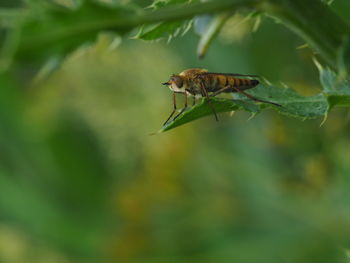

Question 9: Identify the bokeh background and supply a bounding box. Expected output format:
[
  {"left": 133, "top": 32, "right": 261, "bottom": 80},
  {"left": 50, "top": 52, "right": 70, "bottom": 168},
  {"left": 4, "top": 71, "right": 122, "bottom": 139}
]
[{"left": 1, "top": 0, "right": 350, "bottom": 262}]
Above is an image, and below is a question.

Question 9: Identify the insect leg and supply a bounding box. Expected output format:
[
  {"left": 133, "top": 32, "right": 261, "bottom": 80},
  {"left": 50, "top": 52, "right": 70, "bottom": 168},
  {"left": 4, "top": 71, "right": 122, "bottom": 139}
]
[
  {"left": 200, "top": 82, "right": 219, "bottom": 121},
  {"left": 231, "top": 86, "right": 281, "bottom": 107},
  {"left": 209, "top": 86, "right": 232, "bottom": 97},
  {"left": 163, "top": 92, "right": 177, "bottom": 126},
  {"left": 173, "top": 92, "right": 188, "bottom": 121},
  {"left": 192, "top": 96, "right": 196, "bottom": 106}
]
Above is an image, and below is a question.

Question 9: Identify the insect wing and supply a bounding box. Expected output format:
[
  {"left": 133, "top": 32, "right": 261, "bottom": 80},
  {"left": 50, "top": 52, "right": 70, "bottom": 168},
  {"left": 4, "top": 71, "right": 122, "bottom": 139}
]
[{"left": 205, "top": 72, "right": 259, "bottom": 78}]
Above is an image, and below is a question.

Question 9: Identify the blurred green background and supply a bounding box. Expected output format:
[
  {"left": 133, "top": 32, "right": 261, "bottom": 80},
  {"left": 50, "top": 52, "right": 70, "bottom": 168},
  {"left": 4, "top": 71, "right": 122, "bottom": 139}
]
[{"left": 1, "top": 1, "right": 350, "bottom": 262}]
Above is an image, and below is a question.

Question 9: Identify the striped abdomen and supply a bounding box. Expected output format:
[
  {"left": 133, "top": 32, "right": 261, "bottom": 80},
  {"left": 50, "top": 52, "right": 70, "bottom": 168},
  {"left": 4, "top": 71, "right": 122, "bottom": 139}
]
[{"left": 206, "top": 74, "right": 259, "bottom": 92}]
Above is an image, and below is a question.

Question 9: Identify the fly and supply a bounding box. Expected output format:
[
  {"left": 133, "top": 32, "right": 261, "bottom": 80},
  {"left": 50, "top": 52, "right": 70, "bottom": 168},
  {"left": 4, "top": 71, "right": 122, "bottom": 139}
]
[{"left": 162, "top": 68, "right": 281, "bottom": 125}]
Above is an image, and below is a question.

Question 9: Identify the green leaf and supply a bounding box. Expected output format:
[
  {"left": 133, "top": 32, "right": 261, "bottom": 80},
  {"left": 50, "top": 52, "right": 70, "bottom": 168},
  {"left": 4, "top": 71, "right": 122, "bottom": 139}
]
[
  {"left": 160, "top": 97, "right": 260, "bottom": 132},
  {"left": 11, "top": 2, "right": 135, "bottom": 65},
  {"left": 195, "top": 10, "right": 259, "bottom": 58},
  {"left": 135, "top": 0, "right": 194, "bottom": 40},
  {"left": 135, "top": 20, "right": 192, "bottom": 40},
  {"left": 1, "top": 0, "right": 258, "bottom": 72},
  {"left": 316, "top": 60, "right": 350, "bottom": 108},
  {"left": 159, "top": 84, "right": 329, "bottom": 133},
  {"left": 196, "top": 12, "right": 231, "bottom": 58},
  {"left": 236, "top": 84, "right": 329, "bottom": 118}
]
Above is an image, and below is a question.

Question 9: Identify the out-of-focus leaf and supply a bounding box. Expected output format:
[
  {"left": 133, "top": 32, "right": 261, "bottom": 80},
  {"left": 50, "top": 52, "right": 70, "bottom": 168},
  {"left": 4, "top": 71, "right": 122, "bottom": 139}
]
[
  {"left": 150, "top": 0, "right": 193, "bottom": 9},
  {"left": 0, "top": 7, "right": 23, "bottom": 71},
  {"left": 134, "top": 0, "right": 194, "bottom": 40},
  {"left": 135, "top": 20, "right": 192, "bottom": 40},
  {"left": 196, "top": 12, "right": 231, "bottom": 58},
  {"left": 10, "top": 2, "right": 135, "bottom": 65},
  {"left": 0, "top": 0, "right": 23, "bottom": 8},
  {"left": 194, "top": 14, "right": 213, "bottom": 35},
  {"left": 252, "top": 12, "right": 262, "bottom": 32},
  {"left": 196, "top": 11, "right": 258, "bottom": 58},
  {"left": 337, "top": 36, "right": 350, "bottom": 76},
  {"left": 32, "top": 55, "right": 63, "bottom": 84},
  {"left": 0, "top": 72, "right": 111, "bottom": 259},
  {"left": 2, "top": 0, "right": 258, "bottom": 72},
  {"left": 25, "top": 0, "right": 79, "bottom": 10},
  {"left": 322, "top": 0, "right": 335, "bottom": 5}
]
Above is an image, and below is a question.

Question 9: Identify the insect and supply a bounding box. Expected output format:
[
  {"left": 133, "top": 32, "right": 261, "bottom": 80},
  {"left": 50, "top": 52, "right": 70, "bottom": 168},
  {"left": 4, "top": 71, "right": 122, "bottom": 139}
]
[{"left": 162, "top": 68, "right": 281, "bottom": 125}]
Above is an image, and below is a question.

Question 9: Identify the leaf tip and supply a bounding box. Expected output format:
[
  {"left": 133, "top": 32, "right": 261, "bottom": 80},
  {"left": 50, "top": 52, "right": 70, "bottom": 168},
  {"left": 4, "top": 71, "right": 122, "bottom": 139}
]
[
  {"left": 247, "top": 112, "right": 257, "bottom": 121},
  {"left": 296, "top": 43, "right": 308, "bottom": 50},
  {"left": 313, "top": 57, "right": 323, "bottom": 72},
  {"left": 320, "top": 113, "right": 328, "bottom": 127}
]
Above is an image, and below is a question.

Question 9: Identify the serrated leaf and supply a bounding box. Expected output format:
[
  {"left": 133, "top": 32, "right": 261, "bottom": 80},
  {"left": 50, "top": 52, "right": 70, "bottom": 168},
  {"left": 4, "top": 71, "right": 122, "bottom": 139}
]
[
  {"left": 317, "top": 61, "right": 350, "bottom": 108},
  {"left": 135, "top": 0, "right": 194, "bottom": 41},
  {"left": 159, "top": 84, "right": 329, "bottom": 132},
  {"left": 236, "top": 84, "right": 328, "bottom": 118},
  {"left": 136, "top": 20, "right": 191, "bottom": 40}
]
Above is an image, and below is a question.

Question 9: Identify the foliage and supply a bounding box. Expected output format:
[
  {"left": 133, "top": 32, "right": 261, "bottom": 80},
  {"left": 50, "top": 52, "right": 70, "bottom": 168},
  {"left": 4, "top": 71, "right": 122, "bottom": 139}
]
[
  {"left": 0, "top": 0, "right": 350, "bottom": 131},
  {"left": 1, "top": 0, "right": 350, "bottom": 263}
]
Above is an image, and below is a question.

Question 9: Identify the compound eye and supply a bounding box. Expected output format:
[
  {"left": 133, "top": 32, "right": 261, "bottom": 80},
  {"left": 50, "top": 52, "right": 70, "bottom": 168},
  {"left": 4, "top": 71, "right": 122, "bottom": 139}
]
[{"left": 171, "top": 75, "right": 183, "bottom": 88}]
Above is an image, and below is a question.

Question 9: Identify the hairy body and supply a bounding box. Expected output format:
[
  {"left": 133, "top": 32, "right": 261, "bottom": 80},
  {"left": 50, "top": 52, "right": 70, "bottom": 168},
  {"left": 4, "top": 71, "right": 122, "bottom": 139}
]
[
  {"left": 164, "top": 68, "right": 259, "bottom": 96},
  {"left": 162, "top": 68, "right": 279, "bottom": 125}
]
